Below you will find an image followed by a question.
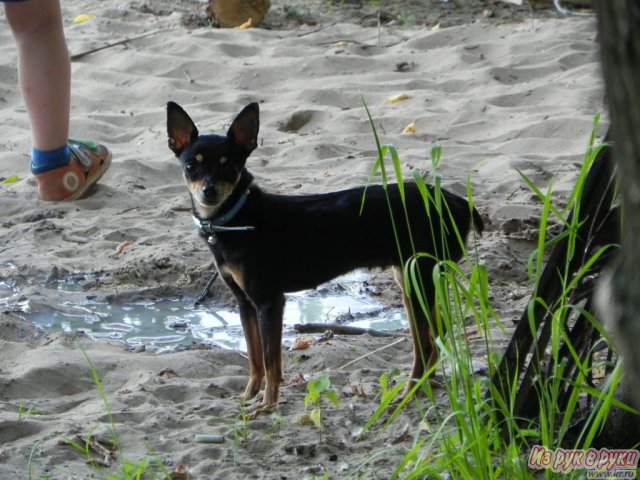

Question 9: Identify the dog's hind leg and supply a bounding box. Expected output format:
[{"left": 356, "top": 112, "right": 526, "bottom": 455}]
[
  {"left": 394, "top": 264, "right": 439, "bottom": 395},
  {"left": 256, "top": 293, "right": 286, "bottom": 407}
]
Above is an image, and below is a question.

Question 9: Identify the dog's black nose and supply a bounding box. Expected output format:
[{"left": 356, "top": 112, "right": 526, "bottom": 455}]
[{"left": 202, "top": 184, "right": 218, "bottom": 200}]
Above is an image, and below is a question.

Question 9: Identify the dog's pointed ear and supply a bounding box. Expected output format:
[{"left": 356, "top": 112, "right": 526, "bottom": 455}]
[
  {"left": 167, "top": 101, "right": 199, "bottom": 155},
  {"left": 227, "top": 103, "right": 259, "bottom": 153}
]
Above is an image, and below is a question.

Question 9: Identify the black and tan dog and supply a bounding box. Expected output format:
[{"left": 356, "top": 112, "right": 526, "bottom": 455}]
[{"left": 167, "top": 101, "right": 483, "bottom": 408}]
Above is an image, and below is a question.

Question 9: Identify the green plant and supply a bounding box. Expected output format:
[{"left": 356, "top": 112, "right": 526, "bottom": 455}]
[
  {"left": 305, "top": 374, "right": 340, "bottom": 431},
  {"left": 27, "top": 435, "right": 55, "bottom": 480},
  {"left": 379, "top": 367, "right": 401, "bottom": 397},
  {"left": 396, "top": 11, "right": 415, "bottom": 26},
  {"left": 270, "top": 412, "right": 284, "bottom": 437},
  {"left": 18, "top": 401, "right": 43, "bottom": 420},
  {"left": 82, "top": 347, "right": 170, "bottom": 479},
  {"left": 357, "top": 105, "right": 630, "bottom": 479},
  {"left": 106, "top": 459, "right": 150, "bottom": 480},
  {"left": 28, "top": 345, "right": 169, "bottom": 479},
  {"left": 232, "top": 403, "right": 251, "bottom": 448}
]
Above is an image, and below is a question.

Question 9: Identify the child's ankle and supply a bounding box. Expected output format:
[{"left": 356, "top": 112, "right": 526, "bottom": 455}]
[{"left": 29, "top": 144, "right": 71, "bottom": 174}]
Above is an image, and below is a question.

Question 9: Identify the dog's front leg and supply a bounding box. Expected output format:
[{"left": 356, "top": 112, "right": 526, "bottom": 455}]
[
  {"left": 256, "top": 294, "right": 285, "bottom": 407},
  {"left": 237, "top": 296, "right": 265, "bottom": 401},
  {"left": 223, "top": 276, "right": 264, "bottom": 401}
]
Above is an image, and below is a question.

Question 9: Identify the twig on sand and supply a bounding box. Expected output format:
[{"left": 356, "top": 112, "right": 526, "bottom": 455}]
[
  {"left": 70, "top": 28, "right": 173, "bottom": 61},
  {"left": 339, "top": 337, "right": 407, "bottom": 370}
]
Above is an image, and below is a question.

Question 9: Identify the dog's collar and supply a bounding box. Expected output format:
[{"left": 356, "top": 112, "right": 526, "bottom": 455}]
[{"left": 193, "top": 189, "right": 255, "bottom": 237}]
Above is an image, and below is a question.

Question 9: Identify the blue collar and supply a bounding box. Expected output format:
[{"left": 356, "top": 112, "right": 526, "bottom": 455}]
[{"left": 193, "top": 189, "right": 255, "bottom": 236}]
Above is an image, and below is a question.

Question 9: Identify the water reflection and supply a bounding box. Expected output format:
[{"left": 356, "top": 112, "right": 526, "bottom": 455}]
[{"left": 22, "top": 273, "right": 406, "bottom": 352}]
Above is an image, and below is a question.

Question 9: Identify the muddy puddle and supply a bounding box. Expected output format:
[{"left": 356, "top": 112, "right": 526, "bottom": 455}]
[{"left": 1, "top": 271, "right": 406, "bottom": 352}]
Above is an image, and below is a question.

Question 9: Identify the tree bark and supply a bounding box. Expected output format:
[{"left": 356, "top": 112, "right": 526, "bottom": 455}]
[{"left": 595, "top": 0, "right": 640, "bottom": 407}]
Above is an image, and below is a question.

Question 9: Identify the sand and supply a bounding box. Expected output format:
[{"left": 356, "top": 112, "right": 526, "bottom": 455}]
[{"left": 0, "top": 0, "right": 606, "bottom": 477}]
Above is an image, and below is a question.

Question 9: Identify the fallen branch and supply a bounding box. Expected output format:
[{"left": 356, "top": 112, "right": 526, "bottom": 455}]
[{"left": 293, "top": 322, "right": 401, "bottom": 337}]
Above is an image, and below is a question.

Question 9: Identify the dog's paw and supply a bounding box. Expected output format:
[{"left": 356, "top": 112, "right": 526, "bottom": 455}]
[{"left": 247, "top": 403, "right": 276, "bottom": 420}]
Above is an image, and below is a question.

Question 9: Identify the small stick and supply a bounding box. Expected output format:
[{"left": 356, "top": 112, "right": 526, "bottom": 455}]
[
  {"left": 293, "top": 322, "right": 399, "bottom": 337},
  {"left": 339, "top": 337, "right": 407, "bottom": 370},
  {"left": 377, "top": 9, "right": 381, "bottom": 47},
  {"left": 70, "top": 28, "right": 172, "bottom": 61},
  {"left": 194, "top": 271, "right": 219, "bottom": 306}
]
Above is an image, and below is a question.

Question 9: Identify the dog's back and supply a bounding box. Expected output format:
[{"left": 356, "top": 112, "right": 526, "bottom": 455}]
[{"left": 223, "top": 181, "right": 482, "bottom": 295}]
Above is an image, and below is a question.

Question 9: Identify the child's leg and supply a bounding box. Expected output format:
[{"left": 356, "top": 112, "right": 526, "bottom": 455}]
[
  {"left": 5, "top": 0, "right": 111, "bottom": 201},
  {"left": 5, "top": 0, "right": 70, "bottom": 152}
]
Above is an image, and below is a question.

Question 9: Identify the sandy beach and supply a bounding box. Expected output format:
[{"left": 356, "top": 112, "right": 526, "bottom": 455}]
[{"left": 0, "top": 1, "right": 607, "bottom": 477}]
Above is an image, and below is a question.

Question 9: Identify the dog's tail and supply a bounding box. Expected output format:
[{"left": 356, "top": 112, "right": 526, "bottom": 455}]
[{"left": 471, "top": 207, "right": 484, "bottom": 236}]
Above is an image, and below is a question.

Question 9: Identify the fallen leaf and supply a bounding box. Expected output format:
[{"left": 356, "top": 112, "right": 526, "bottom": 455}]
[
  {"left": 292, "top": 336, "right": 315, "bottom": 351},
  {"left": 72, "top": 13, "right": 96, "bottom": 24},
  {"left": 295, "top": 413, "right": 315, "bottom": 426},
  {"left": 158, "top": 367, "right": 178, "bottom": 378},
  {"left": 114, "top": 240, "right": 132, "bottom": 255},
  {"left": 390, "top": 427, "right": 412, "bottom": 445},
  {"left": 169, "top": 464, "right": 191, "bottom": 480},
  {"left": 402, "top": 120, "right": 417, "bottom": 134},
  {"left": 386, "top": 93, "right": 411, "bottom": 104},
  {"left": 283, "top": 372, "right": 306, "bottom": 386},
  {"left": 234, "top": 18, "right": 253, "bottom": 30},
  {"left": 395, "top": 61, "right": 412, "bottom": 72},
  {"left": 1, "top": 175, "right": 19, "bottom": 184},
  {"left": 347, "top": 380, "right": 366, "bottom": 398},
  {"left": 310, "top": 408, "right": 322, "bottom": 428}
]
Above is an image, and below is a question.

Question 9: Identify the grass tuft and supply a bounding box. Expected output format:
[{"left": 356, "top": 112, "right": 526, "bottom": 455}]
[{"left": 359, "top": 107, "right": 630, "bottom": 479}]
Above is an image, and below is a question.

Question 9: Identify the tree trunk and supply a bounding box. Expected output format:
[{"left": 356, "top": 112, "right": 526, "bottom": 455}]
[{"left": 595, "top": 0, "right": 640, "bottom": 407}]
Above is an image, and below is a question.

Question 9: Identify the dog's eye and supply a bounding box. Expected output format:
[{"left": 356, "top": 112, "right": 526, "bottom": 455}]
[{"left": 185, "top": 161, "right": 197, "bottom": 173}]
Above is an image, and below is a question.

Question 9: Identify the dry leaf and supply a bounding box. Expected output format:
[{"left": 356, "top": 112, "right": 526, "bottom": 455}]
[
  {"left": 158, "top": 367, "right": 178, "bottom": 378},
  {"left": 390, "top": 427, "right": 412, "bottom": 445},
  {"left": 386, "top": 93, "right": 411, "bottom": 104},
  {"left": 72, "top": 14, "right": 96, "bottom": 24},
  {"left": 292, "top": 336, "right": 315, "bottom": 351},
  {"left": 1, "top": 175, "right": 19, "bottom": 184},
  {"left": 295, "top": 413, "right": 315, "bottom": 426},
  {"left": 283, "top": 372, "right": 306, "bottom": 386},
  {"left": 402, "top": 120, "right": 417, "bottom": 134},
  {"left": 235, "top": 18, "right": 253, "bottom": 29},
  {"left": 347, "top": 380, "right": 366, "bottom": 398},
  {"left": 114, "top": 240, "right": 132, "bottom": 255},
  {"left": 169, "top": 464, "right": 191, "bottom": 480}
]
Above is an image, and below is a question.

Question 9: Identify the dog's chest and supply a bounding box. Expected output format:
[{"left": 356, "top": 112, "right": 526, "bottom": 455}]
[{"left": 207, "top": 240, "right": 249, "bottom": 291}]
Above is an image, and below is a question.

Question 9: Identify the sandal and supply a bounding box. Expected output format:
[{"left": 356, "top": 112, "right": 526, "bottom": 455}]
[{"left": 33, "top": 139, "right": 112, "bottom": 201}]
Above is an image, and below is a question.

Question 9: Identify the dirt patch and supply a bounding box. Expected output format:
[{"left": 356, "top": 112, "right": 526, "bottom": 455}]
[{"left": 134, "top": 0, "right": 565, "bottom": 31}]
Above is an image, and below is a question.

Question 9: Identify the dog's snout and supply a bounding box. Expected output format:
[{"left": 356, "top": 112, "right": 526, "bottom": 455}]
[{"left": 202, "top": 184, "right": 218, "bottom": 200}]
